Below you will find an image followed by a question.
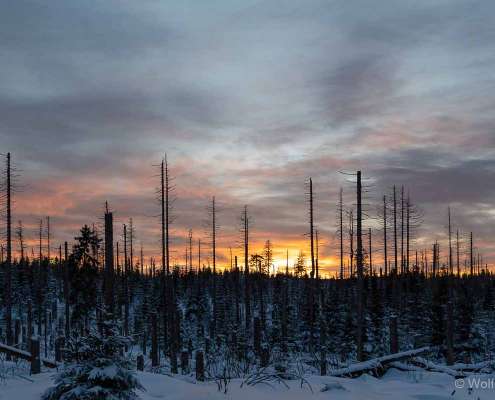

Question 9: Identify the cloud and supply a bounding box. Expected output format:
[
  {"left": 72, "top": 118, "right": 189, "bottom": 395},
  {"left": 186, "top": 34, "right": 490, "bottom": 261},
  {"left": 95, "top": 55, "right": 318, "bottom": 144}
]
[{"left": 0, "top": 0, "right": 494, "bottom": 271}]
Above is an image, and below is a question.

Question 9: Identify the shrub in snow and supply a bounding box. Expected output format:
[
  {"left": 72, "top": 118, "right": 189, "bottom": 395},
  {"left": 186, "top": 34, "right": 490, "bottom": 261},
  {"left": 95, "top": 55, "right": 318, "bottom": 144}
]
[{"left": 42, "top": 320, "right": 143, "bottom": 400}]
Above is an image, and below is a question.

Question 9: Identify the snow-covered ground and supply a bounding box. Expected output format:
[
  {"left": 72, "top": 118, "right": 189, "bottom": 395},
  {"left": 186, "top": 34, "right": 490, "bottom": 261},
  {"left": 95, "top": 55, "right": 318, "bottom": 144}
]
[{"left": 1, "top": 369, "right": 494, "bottom": 400}]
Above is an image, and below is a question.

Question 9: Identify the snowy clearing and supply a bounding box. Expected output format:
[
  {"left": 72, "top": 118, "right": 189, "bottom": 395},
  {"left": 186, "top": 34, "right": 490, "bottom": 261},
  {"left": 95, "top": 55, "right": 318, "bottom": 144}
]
[{"left": 1, "top": 369, "right": 494, "bottom": 400}]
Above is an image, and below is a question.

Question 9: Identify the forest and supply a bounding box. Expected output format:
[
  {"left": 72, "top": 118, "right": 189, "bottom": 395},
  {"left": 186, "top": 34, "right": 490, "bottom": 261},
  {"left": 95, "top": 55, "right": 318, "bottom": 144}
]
[{"left": 0, "top": 153, "right": 494, "bottom": 399}]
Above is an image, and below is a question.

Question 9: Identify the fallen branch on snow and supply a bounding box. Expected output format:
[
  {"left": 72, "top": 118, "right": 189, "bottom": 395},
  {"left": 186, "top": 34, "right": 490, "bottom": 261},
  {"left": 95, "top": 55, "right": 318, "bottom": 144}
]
[{"left": 328, "top": 347, "right": 432, "bottom": 378}]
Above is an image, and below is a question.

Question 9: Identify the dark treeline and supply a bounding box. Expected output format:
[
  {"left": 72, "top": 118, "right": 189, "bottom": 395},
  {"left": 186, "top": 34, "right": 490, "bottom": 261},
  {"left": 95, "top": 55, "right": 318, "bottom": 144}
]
[{"left": 1, "top": 246, "right": 494, "bottom": 375}]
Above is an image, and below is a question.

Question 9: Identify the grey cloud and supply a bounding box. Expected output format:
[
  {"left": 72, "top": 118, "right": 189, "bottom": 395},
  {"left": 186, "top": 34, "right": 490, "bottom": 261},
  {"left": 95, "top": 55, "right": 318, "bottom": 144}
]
[{"left": 0, "top": 1, "right": 174, "bottom": 54}]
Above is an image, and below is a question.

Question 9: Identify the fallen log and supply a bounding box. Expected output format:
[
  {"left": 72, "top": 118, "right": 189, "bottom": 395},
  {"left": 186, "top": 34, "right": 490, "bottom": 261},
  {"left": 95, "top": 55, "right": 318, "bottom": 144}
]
[
  {"left": 449, "top": 360, "right": 495, "bottom": 373},
  {"left": 410, "top": 357, "right": 466, "bottom": 378},
  {"left": 388, "top": 361, "right": 426, "bottom": 373},
  {"left": 387, "top": 360, "right": 494, "bottom": 378},
  {"left": 0, "top": 341, "right": 59, "bottom": 369},
  {"left": 328, "top": 347, "right": 432, "bottom": 378}
]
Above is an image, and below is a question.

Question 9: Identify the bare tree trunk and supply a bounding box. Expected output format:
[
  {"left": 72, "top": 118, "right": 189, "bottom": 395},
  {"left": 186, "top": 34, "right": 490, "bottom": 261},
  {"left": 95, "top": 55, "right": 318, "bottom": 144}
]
[
  {"left": 448, "top": 207, "right": 453, "bottom": 275},
  {"left": 356, "top": 171, "right": 364, "bottom": 361},
  {"left": 393, "top": 186, "right": 398, "bottom": 275},
  {"left": 415, "top": 250, "right": 418, "bottom": 274},
  {"left": 39, "top": 219, "right": 43, "bottom": 261},
  {"left": 140, "top": 243, "right": 144, "bottom": 277},
  {"left": 104, "top": 203, "right": 114, "bottom": 316},
  {"left": 286, "top": 248, "right": 289, "bottom": 276},
  {"left": 309, "top": 178, "right": 315, "bottom": 279},
  {"left": 130, "top": 218, "right": 134, "bottom": 272},
  {"left": 406, "top": 195, "right": 410, "bottom": 273},
  {"left": 243, "top": 206, "right": 251, "bottom": 332},
  {"left": 456, "top": 229, "right": 460, "bottom": 277},
  {"left": 188, "top": 229, "right": 193, "bottom": 272},
  {"left": 470, "top": 232, "right": 473, "bottom": 276},
  {"left": 400, "top": 186, "right": 404, "bottom": 274},
  {"left": 383, "top": 195, "right": 388, "bottom": 276},
  {"left": 58, "top": 244, "right": 62, "bottom": 296},
  {"left": 211, "top": 196, "right": 217, "bottom": 337},
  {"left": 5, "top": 153, "right": 12, "bottom": 347},
  {"left": 64, "top": 241, "right": 70, "bottom": 337},
  {"left": 17, "top": 221, "right": 25, "bottom": 262},
  {"left": 368, "top": 227, "right": 372, "bottom": 275},
  {"left": 160, "top": 157, "right": 170, "bottom": 354},
  {"left": 340, "top": 188, "right": 344, "bottom": 279},
  {"left": 315, "top": 229, "right": 319, "bottom": 280},
  {"left": 123, "top": 224, "right": 129, "bottom": 336},
  {"left": 349, "top": 211, "right": 354, "bottom": 278},
  {"left": 47, "top": 216, "right": 50, "bottom": 262},
  {"left": 198, "top": 239, "right": 201, "bottom": 271}
]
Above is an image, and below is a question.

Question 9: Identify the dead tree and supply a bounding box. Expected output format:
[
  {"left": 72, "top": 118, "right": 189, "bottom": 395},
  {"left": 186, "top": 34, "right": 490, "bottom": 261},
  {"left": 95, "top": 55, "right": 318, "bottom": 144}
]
[
  {"left": 5, "top": 153, "right": 12, "bottom": 347},
  {"left": 64, "top": 241, "right": 70, "bottom": 337},
  {"left": 393, "top": 186, "right": 398, "bottom": 275},
  {"left": 104, "top": 203, "right": 114, "bottom": 316},
  {"left": 123, "top": 224, "right": 129, "bottom": 336},
  {"left": 309, "top": 178, "right": 315, "bottom": 280},
  {"left": 242, "top": 205, "right": 251, "bottom": 332},
  {"left": 16, "top": 221, "right": 25, "bottom": 262},
  {"left": 39, "top": 218, "right": 43, "bottom": 261},
  {"left": 315, "top": 230, "right": 319, "bottom": 280},
  {"left": 308, "top": 178, "right": 316, "bottom": 348},
  {"left": 448, "top": 207, "right": 453, "bottom": 275},
  {"left": 47, "top": 216, "right": 51, "bottom": 261},
  {"left": 210, "top": 196, "right": 217, "bottom": 336},
  {"left": 158, "top": 157, "right": 177, "bottom": 373},
  {"left": 432, "top": 242, "right": 439, "bottom": 277},
  {"left": 406, "top": 195, "right": 410, "bottom": 272},
  {"left": 140, "top": 243, "right": 144, "bottom": 276},
  {"left": 339, "top": 188, "right": 344, "bottom": 279},
  {"left": 129, "top": 218, "right": 134, "bottom": 271},
  {"left": 383, "top": 195, "right": 388, "bottom": 276},
  {"left": 356, "top": 171, "right": 364, "bottom": 361},
  {"left": 349, "top": 210, "right": 354, "bottom": 277},
  {"left": 198, "top": 238, "right": 201, "bottom": 271},
  {"left": 456, "top": 229, "right": 460, "bottom": 277},
  {"left": 470, "top": 232, "right": 473, "bottom": 276},
  {"left": 212, "top": 197, "right": 216, "bottom": 274},
  {"left": 400, "top": 186, "right": 404, "bottom": 274},
  {"left": 368, "top": 227, "right": 372, "bottom": 275},
  {"left": 160, "top": 156, "right": 171, "bottom": 354},
  {"left": 188, "top": 229, "right": 193, "bottom": 272},
  {"left": 285, "top": 249, "right": 289, "bottom": 275}
]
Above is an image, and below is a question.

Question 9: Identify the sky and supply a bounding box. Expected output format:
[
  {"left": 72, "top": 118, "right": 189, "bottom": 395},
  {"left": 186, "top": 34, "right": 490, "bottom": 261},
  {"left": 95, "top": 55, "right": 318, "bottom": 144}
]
[{"left": 0, "top": 0, "right": 494, "bottom": 274}]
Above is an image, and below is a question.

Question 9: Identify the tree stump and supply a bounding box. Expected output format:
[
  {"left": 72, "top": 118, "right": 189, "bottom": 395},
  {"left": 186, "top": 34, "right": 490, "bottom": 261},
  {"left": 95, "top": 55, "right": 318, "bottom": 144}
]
[
  {"left": 195, "top": 351, "right": 205, "bottom": 381},
  {"left": 30, "top": 337, "right": 41, "bottom": 375},
  {"left": 260, "top": 346, "right": 269, "bottom": 368},
  {"left": 151, "top": 314, "right": 159, "bottom": 367},
  {"left": 55, "top": 337, "right": 65, "bottom": 362},
  {"left": 181, "top": 350, "right": 189, "bottom": 374},
  {"left": 320, "top": 347, "right": 327, "bottom": 376},
  {"left": 389, "top": 315, "right": 399, "bottom": 354},
  {"left": 137, "top": 354, "right": 144, "bottom": 371},
  {"left": 253, "top": 317, "right": 261, "bottom": 355},
  {"left": 14, "top": 318, "right": 21, "bottom": 346}
]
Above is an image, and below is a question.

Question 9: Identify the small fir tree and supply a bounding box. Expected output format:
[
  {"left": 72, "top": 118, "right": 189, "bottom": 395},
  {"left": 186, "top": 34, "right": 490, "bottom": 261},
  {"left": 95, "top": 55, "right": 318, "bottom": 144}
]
[{"left": 42, "top": 318, "right": 143, "bottom": 400}]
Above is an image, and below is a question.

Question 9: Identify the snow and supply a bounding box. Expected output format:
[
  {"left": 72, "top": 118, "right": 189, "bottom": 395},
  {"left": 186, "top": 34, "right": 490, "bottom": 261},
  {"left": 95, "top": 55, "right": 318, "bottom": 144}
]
[{"left": 1, "top": 369, "right": 495, "bottom": 400}]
